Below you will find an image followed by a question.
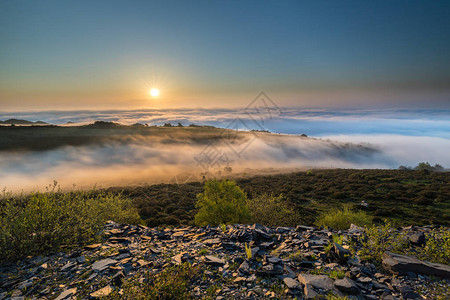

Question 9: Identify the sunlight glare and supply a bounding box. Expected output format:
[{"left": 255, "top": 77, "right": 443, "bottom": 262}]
[{"left": 150, "top": 88, "right": 159, "bottom": 97}]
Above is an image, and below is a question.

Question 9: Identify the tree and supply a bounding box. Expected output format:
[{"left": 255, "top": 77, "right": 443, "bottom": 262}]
[
  {"left": 194, "top": 180, "right": 251, "bottom": 226},
  {"left": 415, "top": 162, "right": 433, "bottom": 171}
]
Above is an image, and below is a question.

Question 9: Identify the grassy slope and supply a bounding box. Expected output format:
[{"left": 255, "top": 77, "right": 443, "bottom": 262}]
[{"left": 109, "top": 169, "right": 450, "bottom": 227}]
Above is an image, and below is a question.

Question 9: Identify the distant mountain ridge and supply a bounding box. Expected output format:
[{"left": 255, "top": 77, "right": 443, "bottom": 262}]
[{"left": 0, "top": 118, "right": 48, "bottom": 125}]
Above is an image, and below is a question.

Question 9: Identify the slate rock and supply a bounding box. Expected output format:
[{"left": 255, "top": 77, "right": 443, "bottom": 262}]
[
  {"left": 296, "top": 225, "right": 314, "bottom": 232},
  {"left": 283, "top": 277, "right": 301, "bottom": 290},
  {"left": 257, "top": 264, "right": 284, "bottom": 276},
  {"left": 92, "top": 258, "right": 117, "bottom": 272},
  {"left": 267, "top": 256, "right": 282, "bottom": 264},
  {"left": 204, "top": 255, "right": 225, "bottom": 266},
  {"left": 382, "top": 252, "right": 450, "bottom": 278},
  {"left": 398, "top": 285, "right": 421, "bottom": 299},
  {"left": 298, "top": 274, "right": 334, "bottom": 291},
  {"left": 55, "top": 288, "right": 77, "bottom": 300},
  {"left": 203, "top": 238, "right": 221, "bottom": 245},
  {"left": 303, "top": 283, "right": 319, "bottom": 299},
  {"left": 254, "top": 229, "right": 271, "bottom": 240},
  {"left": 334, "top": 277, "right": 360, "bottom": 295},
  {"left": 408, "top": 232, "right": 426, "bottom": 246},
  {"left": 172, "top": 252, "right": 190, "bottom": 265},
  {"left": 90, "top": 285, "right": 113, "bottom": 298},
  {"left": 330, "top": 242, "right": 351, "bottom": 263},
  {"left": 60, "top": 261, "right": 76, "bottom": 271},
  {"left": 84, "top": 243, "right": 101, "bottom": 250},
  {"left": 238, "top": 260, "right": 250, "bottom": 274},
  {"left": 348, "top": 224, "right": 364, "bottom": 234}
]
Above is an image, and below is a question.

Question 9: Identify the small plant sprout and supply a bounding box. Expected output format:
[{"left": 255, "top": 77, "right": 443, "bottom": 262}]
[{"left": 244, "top": 242, "right": 252, "bottom": 260}]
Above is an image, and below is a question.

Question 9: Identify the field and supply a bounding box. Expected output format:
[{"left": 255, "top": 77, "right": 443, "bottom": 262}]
[{"left": 109, "top": 169, "right": 450, "bottom": 227}]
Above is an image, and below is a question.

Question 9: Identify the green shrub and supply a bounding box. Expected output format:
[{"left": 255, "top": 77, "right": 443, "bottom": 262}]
[
  {"left": 0, "top": 190, "right": 142, "bottom": 262},
  {"left": 248, "top": 193, "right": 302, "bottom": 227},
  {"left": 416, "top": 227, "right": 450, "bottom": 264},
  {"left": 315, "top": 206, "right": 373, "bottom": 230},
  {"left": 358, "top": 222, "right": 408, "bottom": 263},
  {"left": 194, "top": 180, "right": 251, "bottom": 226}
]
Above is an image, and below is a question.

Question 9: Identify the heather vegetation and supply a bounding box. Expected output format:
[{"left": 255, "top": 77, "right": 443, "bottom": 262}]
[{"left": 117, "top": 169, "right": 450, "bottom": 227}]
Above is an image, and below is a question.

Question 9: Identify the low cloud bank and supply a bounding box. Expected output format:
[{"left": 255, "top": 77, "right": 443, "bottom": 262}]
[
  {"left": 0, "top": 133, "right": 394, "bottom": 192},
  {"left": 1, "top": 108, "right": 448, "bottom": 192},
  {"left": 321, "top": 134, "right": 450, "bottom": 168}
]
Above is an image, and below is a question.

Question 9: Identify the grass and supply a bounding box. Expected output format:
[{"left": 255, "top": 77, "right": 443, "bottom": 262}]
[
  {"left": 315, "top": 206, "right": 373, "bottom": 230},
  {"left": 0, "top": 187, "right": 142, "bottom": 262}
]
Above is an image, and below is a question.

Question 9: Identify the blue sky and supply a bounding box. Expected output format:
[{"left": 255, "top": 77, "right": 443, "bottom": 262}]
[{"left": 1, "top": 0, "right": 449, "bottom": 109}]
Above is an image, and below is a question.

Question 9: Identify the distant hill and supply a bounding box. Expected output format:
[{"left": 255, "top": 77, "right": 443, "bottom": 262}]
[{"left": 0, "top": 119, "right": 49, "bottom": 125}]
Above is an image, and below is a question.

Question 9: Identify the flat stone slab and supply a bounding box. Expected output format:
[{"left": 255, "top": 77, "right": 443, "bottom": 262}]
[
  {"left": 203, "top": 238, "right": 221, "bottom": 245},
  {"left": 90, "top": 285, "right": 113, "bottom": 298},
  {"left": 334, "top": 277, "right": 359, "bottom": 295},
  {"left": 204, "top": 255, "right": 225, "bottom": 266},
  {"left": 298, "top": 274, "right": 334, "bottom": 291},
  {"left": 91, "top": 259, "right": 117, "bottom": 272},
  {"left": 382, "top": 251, "right": 450, "bottom": 278},
  {"left": 283, "top": 277, "right": 301, "bottom": 289},
  {"left": 55, "top": 288, "right": 77, "bottom": 300}
]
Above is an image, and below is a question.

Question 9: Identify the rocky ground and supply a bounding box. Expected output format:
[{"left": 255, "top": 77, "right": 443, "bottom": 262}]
[{"left": 0, "top": 222, "right": 449, "bottom": 299}]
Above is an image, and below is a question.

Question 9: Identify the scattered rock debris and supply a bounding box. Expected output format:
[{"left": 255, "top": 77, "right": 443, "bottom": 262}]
[{"left": 0, "top": 221, "right": 448, "bottom": 299}]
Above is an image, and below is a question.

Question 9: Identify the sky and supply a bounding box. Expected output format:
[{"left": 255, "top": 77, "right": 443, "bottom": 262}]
[{"left": 1, "top": 0, "right": 449, "bottom": 110}]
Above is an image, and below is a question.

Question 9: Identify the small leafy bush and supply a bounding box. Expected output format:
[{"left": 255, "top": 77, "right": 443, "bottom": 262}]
[
  {"left": 416, "top": 227, "right": 450, "bottom": 264},
  {"left": 194, "top": 180, "right": 251, "bottom": 226},
  {"left": 248, "top": 193, "right": 302, "bottom": 227},
  {"left": 315, "top": 206, "right": 373, "bottom": 230},
  {"left": 358, "top": 222, "right": 408, "bottom": 263},
  {"left": 0, "top": 189, "right": 142, "bottom": 262}
]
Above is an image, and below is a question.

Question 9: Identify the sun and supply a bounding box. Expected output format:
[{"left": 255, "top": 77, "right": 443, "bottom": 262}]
[{"left": 150, "top": 88, "right": 159, "bottom": 97}]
